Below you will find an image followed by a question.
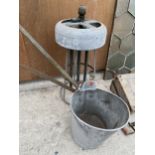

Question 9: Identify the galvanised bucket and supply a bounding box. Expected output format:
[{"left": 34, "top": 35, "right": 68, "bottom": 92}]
[{"left": 70, "top": 83, "right": 129, "bottom": 149}]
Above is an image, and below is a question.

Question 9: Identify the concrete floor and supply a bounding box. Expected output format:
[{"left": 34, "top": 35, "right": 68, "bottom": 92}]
[{"left": 19, "top": 79, "right": 135, "bottom": 155}]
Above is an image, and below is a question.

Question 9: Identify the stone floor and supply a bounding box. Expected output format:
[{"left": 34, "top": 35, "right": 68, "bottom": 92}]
[{"left": 19, "top": 79, "right": 135, "bottom": 155}]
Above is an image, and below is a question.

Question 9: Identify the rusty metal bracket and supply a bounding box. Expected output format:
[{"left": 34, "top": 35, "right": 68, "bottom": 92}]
[
  {"left": 122, "top": 122, "right": 135, "bottom": 135},
  {"left": 19, "top": 24, "right": 78, "bottom": 89}
]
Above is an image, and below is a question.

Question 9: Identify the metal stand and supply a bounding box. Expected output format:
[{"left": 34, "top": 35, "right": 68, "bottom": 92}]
[{"left": 60, "top": 49, "right": 97, "bottom": 104}]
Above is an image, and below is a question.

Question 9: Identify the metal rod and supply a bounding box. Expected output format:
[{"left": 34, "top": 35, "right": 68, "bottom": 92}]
[
  {"left": 20, "top": 64, "right": 75, "bottom": 92},
  {"left": 65, "top": 51, "right": 69, "bottom": 80},
  {"left": 19, "top": 25, "right": 78, "bottom": 89},
  {"left": 73, "top": 52, "right": 77, "bottom": 81},
  {"left": 83, "top": 51, "right": 89, "bottom": 81},
  {"left": 77, "top": 51, "right": 81, "bottom": 82},
  {"left": 93, "top": 50, "right": 96, "bottom": 80},
  {"left": 69, "top": 50, "right": 74, "bottom": 87},
  {"left": 78, "top": 6, "right": 86, "bottom": 21}
]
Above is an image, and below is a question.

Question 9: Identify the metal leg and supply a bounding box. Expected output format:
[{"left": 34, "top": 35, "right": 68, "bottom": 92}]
[
  {"left": 69, "top": 50, "right": 74, "bottom": 87},
  {"left": 77, "top": 51, "right": 81, "bottom": 82},
  {"left": 73, "top": 52, "right": 77, "bottom": 81},
  {"left": 83, "top": 51, "right": 89, "bottom": 82}
]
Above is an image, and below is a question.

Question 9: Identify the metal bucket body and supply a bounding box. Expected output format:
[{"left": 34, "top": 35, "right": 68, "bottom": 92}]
[{"left": 71, "top": 89, "right": 130, "bottom": 149}]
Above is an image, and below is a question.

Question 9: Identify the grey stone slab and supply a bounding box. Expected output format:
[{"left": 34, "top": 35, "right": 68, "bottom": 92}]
[
  {"left": 108, "top": 53, "right": 125, "bottom": 70},
  {"left": 128, "top": 0, "right": 135, "bottom": 17},
  {"left": 108, "top": 47, "right": 116, "bottom": 56},
  {"left": 113, "top": 13, "right": 134, "bottom": 39},
  {"left": 120, "top": 34, "right": 135, "bottom": 54},
  {"left": 109, "top": 35, "right": 121, "bottom": 54},
  {"left": 125, "top": 52, "right": 135, "bottom": 69},
  {"left": 115, "top": 0, "right": 130, "bottom": 17},
  {"left": 117, "top": 67, "right": 131, "bottom": 74}
]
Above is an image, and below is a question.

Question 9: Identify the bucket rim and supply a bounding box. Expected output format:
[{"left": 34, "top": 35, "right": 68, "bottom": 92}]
[{"left": 70, "top": 89, "right": 130, "bottom": 132}]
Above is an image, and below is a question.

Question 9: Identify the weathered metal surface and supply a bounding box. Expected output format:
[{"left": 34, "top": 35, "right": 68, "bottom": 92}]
[
  {"left": 19, "top": 25, "right": 78, "bottom": 89},
  {"left": 55, "top": 19, "right": 107, "bottom": 51},
  {"left": 71, "top": 89, "right": 130, "bottom": 149},
  {"left": 55, "top": 6, "right": 107, "bottom": 51}
]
